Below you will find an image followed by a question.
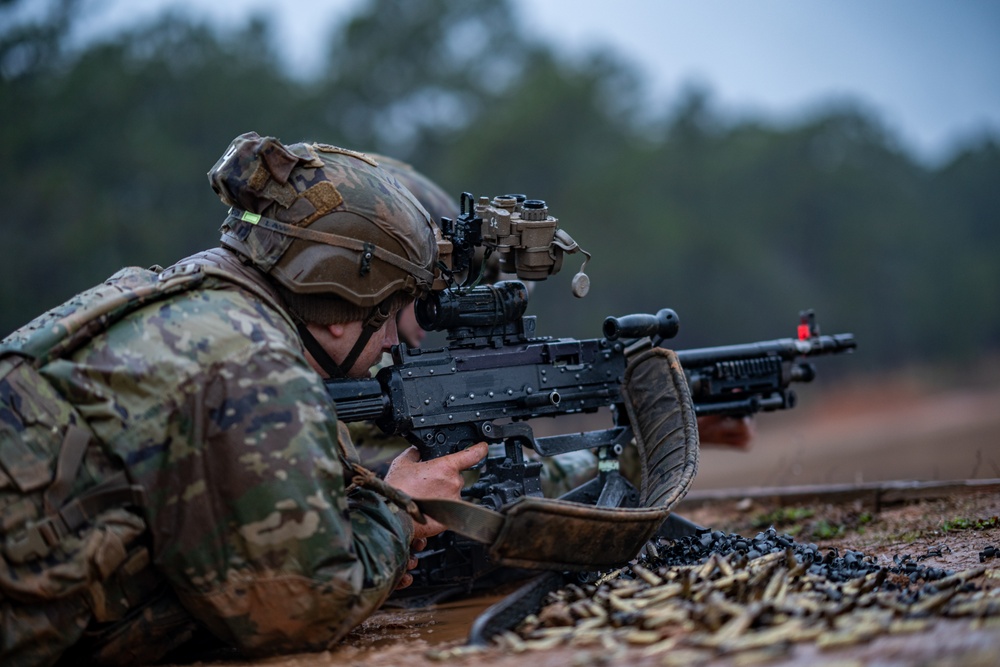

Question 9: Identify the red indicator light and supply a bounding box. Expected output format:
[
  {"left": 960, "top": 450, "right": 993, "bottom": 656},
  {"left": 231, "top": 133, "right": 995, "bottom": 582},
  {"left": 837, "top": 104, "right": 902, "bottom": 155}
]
[{"left": 797, "top": 324, "right": 811, "bottom": 340}]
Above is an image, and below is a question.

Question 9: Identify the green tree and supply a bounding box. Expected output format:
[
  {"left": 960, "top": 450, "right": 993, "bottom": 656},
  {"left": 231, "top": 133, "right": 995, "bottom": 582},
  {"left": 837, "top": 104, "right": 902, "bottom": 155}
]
[
  {"left": 313, "top": 0, "right": 534, "bottom": 158},
  {"left": 1, "top": 10, "right": 312, "bottom": 334}
]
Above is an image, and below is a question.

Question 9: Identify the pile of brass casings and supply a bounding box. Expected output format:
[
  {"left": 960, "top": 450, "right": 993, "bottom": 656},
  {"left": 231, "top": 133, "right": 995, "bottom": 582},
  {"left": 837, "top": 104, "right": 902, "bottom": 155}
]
[{"left": 429, "top": 542, "right": 999, "bottom": 662}]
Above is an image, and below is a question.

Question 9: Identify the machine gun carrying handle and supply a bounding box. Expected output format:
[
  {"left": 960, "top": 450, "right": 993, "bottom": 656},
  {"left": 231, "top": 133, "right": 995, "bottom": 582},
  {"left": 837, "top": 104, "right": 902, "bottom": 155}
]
[{"left": 603, "top": 308, "right": 680, "bottom": 342}]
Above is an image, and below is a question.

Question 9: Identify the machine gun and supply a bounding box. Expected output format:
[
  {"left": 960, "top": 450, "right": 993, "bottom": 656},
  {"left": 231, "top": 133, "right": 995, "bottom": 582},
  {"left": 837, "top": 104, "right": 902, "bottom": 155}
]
[
  {"left": 326, "top": 284, "right": 854, "bottom": 597},
  {"left": 329, "top": 280, "right": 685, "bottom": 510},
  {"left": 325, "top": 192, "right": 856, "bottom": 598},
  {"left": 328, "top": 289, "right": 855, "bottom": 507}
]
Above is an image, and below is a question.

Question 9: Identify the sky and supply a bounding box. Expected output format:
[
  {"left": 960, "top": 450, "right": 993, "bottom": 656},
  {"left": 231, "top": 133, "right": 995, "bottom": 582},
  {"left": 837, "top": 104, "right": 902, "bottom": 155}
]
[{"left": 67, "top": 0, "right": 1000, "bottom": 164}]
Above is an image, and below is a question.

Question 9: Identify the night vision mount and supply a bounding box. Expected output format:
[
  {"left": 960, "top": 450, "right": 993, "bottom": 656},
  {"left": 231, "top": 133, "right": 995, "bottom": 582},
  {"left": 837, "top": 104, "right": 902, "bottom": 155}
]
[{"left": 433, "top": 192, "right": 591, "bottom": 297}]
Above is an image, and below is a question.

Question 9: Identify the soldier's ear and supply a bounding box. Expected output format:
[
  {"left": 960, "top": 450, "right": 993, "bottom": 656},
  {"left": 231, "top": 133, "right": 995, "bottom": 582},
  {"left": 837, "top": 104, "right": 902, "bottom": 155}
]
[{"left": 325, "top": 323, "right": 348, "bottom": 340}]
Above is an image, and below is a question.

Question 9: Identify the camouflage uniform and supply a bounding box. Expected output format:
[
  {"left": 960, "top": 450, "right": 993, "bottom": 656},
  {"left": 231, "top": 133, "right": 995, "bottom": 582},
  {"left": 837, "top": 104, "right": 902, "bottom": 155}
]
[{"left": 1, "top": 134, "right": 437, "bottom": 666}]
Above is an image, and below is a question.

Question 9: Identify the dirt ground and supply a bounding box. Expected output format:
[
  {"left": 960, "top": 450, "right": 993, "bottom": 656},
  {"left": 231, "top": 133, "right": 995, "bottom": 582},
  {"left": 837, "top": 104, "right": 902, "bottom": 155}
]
[
  {"left": 163, "top": 370, "right": 1000, "bottom": 667},
  {"left": 689, "top": 369, "right": 1000, "bottom": 492},
  {"left": 176, "top": 491, "right": 999, "bottom": 667}
]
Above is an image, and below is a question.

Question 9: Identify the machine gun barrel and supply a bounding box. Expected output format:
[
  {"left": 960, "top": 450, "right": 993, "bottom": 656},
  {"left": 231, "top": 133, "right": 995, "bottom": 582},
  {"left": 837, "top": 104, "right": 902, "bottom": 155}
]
[
  {"left": 674, "top": 326, "right": 856, "bottom": 417},
  {"left": 675, "top": 332, "right": 856, "bottom": 365}
]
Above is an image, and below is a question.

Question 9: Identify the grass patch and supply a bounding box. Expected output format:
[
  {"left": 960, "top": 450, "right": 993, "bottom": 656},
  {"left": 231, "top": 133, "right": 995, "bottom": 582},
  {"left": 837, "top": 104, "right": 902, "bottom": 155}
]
[
  {"left": 811, "top": 519, "right": 846, "bottom": 540},
  {"left": 751, "top": 507, "right": 815, "bottom": 529},
  {"left": 941, "top": 516, "right": 1000, "bottom": 532}
]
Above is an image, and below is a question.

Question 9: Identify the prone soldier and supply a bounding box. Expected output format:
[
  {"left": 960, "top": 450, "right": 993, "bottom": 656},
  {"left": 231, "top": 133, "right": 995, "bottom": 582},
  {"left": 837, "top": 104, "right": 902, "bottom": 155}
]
[{"left": 0, "top": 133, "right": 486, "bottom": 666}]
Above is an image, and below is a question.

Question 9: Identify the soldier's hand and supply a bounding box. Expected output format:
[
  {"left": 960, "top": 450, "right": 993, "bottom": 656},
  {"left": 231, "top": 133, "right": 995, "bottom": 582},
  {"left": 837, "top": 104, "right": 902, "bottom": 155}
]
[
  {"left": 385, "top": 442, "right": 489, "bottom": 541},
  {"left": 696, "top": 415, "right": 755, "bottom": 449},
  {"left": 395, "top": 537, "right": 428, "bottom": 590}
]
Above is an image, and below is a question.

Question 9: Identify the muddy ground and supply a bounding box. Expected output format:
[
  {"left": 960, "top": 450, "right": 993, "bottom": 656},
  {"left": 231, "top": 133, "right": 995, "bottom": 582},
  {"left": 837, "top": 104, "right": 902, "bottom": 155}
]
[
  {"left": 165, "top": 369, "right": 1000, "bottom": 667},
  {"left": 689, "top": 368, "right": 1000, "bottom": 492}
]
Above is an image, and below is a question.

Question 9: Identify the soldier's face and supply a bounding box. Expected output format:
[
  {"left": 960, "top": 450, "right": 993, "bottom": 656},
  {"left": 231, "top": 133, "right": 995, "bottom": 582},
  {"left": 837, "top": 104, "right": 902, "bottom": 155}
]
[
  {"left": 350, "top": 316, "right": 399, "bottom": 376},
  {"left": 304, "top": 317, "right": 399, "bottom": 379}
]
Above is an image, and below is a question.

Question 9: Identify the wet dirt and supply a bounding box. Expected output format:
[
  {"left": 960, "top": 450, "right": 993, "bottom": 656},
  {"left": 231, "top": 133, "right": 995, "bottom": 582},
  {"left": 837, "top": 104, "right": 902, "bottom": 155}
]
[
  {"left": 341, "top": 593, "right": 509, "bottom": 649},
  {"left": 690, "top": 376, "right": 1000, "bottom": 491}
]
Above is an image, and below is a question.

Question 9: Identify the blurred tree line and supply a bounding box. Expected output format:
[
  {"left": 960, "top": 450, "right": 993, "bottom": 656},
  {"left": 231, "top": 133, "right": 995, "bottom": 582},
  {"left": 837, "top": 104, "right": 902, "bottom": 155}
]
[{"left": 2, "top": 0, "right": 998, "bottom": 377}]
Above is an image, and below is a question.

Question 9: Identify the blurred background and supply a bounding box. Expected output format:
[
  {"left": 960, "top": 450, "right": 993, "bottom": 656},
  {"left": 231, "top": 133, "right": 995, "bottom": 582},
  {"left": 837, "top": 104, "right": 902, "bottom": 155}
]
[{"left": 2, "top": 0, "right": 997, "bottom": 488}]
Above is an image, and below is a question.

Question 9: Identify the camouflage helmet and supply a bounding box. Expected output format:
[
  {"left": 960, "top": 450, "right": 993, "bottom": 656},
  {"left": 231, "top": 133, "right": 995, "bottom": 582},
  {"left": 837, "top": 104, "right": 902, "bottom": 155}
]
[
  {"left": 370, "top": 154, "right": 507, "bottom": 286},
  {"left": 368, "top": 154, "right": 457, "bottom": 226},
  {"left": 208, "top": 132, "right": 439, "bottom": 322}
]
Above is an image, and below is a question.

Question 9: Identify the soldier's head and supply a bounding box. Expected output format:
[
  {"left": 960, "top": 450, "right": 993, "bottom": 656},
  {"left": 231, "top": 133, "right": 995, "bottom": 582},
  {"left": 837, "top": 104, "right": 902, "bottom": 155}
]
[
  {"left": 208, "top": 132, "right": 439, "bottom": 377},
  {"left": 369, "top": 154, "right": 456, "bottom": 229},
  {"left": 366, "top": 154, "right": 457, "bottom": 348}
]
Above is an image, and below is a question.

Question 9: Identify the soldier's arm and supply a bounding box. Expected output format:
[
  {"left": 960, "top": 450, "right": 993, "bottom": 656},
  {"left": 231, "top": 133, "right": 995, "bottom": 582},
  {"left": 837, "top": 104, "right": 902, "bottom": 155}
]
[{"left": 143, "top": 343, "right": 414, "bottom": 655}]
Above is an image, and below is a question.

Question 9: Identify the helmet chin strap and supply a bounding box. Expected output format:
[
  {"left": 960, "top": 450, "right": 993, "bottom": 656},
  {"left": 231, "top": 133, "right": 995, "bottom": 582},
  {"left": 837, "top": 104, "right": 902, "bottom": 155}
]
[
  {"left": 296, "top": 323, "right": 347, "bottom": 379},
  {"left": 337, "top": 300, "right": 394, "bottom": 377},
  {"left": 296, "top": 299, "right": 395, "bottom": 380}
]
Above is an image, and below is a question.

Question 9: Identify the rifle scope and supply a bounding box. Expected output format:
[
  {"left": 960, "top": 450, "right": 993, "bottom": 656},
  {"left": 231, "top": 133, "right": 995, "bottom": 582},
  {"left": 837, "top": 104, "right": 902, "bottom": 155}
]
[
  {"left": 415, "top": 280, "right": 529, "bottom": 332},
  {"left": 603, "top": 308, "right": 680, "bottom": 342}
]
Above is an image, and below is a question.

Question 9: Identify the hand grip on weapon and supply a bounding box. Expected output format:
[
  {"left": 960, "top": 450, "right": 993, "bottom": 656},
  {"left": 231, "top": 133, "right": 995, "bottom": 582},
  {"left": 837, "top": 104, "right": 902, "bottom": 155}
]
[
  {"left": 603, "top": 308, "right": 680, "bottom": 342},
  {"left": 384, "top": 442, "right": 489, "bottom": 541}
]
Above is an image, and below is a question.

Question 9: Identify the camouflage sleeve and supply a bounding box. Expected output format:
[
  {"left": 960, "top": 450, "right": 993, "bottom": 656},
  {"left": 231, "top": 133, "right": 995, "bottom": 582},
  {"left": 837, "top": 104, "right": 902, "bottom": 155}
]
[
  {"left": 57, "top": 285, "right": 416, "bottom": 655},
  {"left": 350, "top": 421, "right": 412, "bottom": 478},
  {"left": 535, "top": 449, "right": 600, "bottom": 497},
  {"left": 142, "top": 344, "right": 414, "bottom": 654}
]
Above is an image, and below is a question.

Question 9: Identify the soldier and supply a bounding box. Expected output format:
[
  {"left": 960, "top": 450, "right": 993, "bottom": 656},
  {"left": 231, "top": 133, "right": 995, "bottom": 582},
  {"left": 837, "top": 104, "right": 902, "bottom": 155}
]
[
  {"left": 0, "top": 132, "right": 487, "bottom": 666},
  {"left": 344, "top": 156, "right": 587, "bottom": 493},
  {"left": 350, "top": 156, "right": 755, "bottom": 494}
]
